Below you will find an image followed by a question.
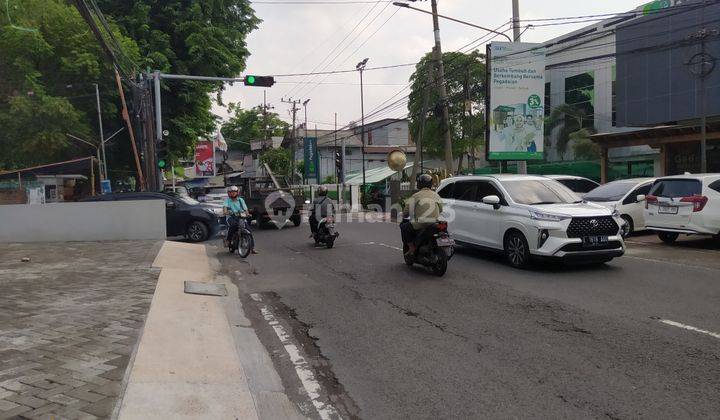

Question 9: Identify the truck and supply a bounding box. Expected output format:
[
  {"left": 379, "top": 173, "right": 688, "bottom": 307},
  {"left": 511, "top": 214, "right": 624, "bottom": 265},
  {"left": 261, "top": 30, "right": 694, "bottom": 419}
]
[{"left": 234, "top": 164, "right": 305, "bottom": 228}]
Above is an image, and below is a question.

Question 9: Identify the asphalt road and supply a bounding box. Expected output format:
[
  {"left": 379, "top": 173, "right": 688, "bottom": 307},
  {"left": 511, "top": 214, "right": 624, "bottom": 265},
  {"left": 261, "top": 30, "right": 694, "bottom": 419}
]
[{"left": 214, "top": 217, "right": 720, "bottom": 420}]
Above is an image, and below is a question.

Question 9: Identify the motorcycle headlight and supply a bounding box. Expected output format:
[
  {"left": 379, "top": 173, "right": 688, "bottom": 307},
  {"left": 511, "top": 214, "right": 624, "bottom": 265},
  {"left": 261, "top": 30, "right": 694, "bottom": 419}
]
[{"left": 529, "top": 210, "right": 570, "bottom": 222}]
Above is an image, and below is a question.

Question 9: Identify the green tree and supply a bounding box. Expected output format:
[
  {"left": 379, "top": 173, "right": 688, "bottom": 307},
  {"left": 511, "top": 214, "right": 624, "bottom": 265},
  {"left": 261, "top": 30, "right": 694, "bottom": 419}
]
[
  {"left": 259, "top": 148, "right": 291, "bottom": 178},
  {"left": 407, "top": 50, "right": 486, "bottom": 171},
  {"left": 221, "top": 104, "right": 289, "bottom": 152},
  {"left": 0, "top": 0, "right": 139, "bottom": 170},
  {"left": 544, "top": 103, "right": 595, "bottom": 160},
  {"left": 97, "top": 0, "right": 260, "bottom": 158},
  {"left": 570, "top": 131, "right": 600, "bottom": 161}
]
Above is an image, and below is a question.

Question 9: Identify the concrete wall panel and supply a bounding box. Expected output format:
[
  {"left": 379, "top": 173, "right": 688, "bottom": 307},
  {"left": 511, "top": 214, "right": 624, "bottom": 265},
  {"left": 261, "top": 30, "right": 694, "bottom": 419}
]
[{"left": 0, "top": 200, "right": 166, "bottom": 242}]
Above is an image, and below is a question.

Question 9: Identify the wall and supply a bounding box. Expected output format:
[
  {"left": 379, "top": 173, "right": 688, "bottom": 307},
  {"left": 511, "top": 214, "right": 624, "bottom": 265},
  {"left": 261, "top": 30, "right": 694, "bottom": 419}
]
[{"left": 0, "top": 200, "right": 166, "bottom": 243}]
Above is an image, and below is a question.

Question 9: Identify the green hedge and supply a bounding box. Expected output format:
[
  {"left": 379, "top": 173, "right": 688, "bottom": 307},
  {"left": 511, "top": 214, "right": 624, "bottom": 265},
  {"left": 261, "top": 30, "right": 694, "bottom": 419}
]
[{"left": 472, "top": 160, "right": 654, "bottom": 182}]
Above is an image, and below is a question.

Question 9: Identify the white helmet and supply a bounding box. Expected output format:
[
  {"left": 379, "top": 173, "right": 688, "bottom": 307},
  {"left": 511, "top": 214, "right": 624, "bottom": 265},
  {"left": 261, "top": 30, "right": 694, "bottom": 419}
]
[{"left": 227, "top": 185, "right": 239, "bottom": 193}]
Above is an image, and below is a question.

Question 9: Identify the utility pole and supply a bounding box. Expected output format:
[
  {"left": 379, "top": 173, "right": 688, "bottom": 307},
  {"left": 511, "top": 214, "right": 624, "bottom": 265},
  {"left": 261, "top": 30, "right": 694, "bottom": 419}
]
[
  {"left": 93, "top": 83, "right": 107, "bottom": 180},
  {"left": 512, "top": 0, "right": 528, "bottom": 175},
  {"left": 430, "top": 0, "right": 454, "bottom": 173},
  {"left": 357, "top": 58, "right": 369, "bottom": 190},
  {"left": 262, "top": 90, "right": 273, "bottom": 141},
  {"left": 282, "top": 98, "right": 301, "bottom": 184},
  {"left": 410, "top": 64, "right": 435, "bottom": 188}
]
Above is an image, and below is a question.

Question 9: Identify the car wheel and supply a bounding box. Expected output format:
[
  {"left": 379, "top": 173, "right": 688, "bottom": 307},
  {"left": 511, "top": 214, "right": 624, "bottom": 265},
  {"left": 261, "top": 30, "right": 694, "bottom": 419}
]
[
  {"left": 186, "top": 221, "right": 209, "bottom": 242},
  {"left": 621, "top": 215, "right": 634, "bottom": 238},
  {"left": 658, "top": 232, "right": 679, "bottom": 244},
  {"left": 504, "top": 231, "right": 530, "bottom": 269}
]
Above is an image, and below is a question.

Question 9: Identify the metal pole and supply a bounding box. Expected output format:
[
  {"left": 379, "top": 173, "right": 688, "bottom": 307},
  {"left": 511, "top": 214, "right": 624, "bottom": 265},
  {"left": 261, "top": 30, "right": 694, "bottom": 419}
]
[
  {"left": 94, "top": 83, "right": 107, "bottom": 180},
  {"left": 340, "top": 113, "right": 346, "bottom": 185},
  {"left": 360, "top": 67, "right": 367, "bottom": 189},
  {"left": 512, "top": 0, "right": 528, "bottom": 175},
  {"left": 430, "top": 0, "right": 454, "bottom": 173}
]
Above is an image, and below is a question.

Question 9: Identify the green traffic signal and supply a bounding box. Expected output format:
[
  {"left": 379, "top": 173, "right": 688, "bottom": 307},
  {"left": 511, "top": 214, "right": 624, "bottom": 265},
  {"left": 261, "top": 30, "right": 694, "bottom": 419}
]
[
  {"left": 158, "top": 159, "right": 167, "bottom": 169},
  {"left": 246, "top": 75, "right": 256, "bottom": 85},
  {"left": 243, "top": 75, "right": 274, "bottom": 87}
]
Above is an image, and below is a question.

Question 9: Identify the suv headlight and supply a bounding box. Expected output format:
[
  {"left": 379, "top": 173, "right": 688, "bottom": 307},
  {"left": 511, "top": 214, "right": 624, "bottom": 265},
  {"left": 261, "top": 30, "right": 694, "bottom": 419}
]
[
  {"left": 529, "top": 210, "right": 570, "bottom": 222},
  {"left": 205, "top": 207, "right": 223, "bottom": 216},
  {"left": 611, "top": 208, "right": 621, "bottom": 218}
]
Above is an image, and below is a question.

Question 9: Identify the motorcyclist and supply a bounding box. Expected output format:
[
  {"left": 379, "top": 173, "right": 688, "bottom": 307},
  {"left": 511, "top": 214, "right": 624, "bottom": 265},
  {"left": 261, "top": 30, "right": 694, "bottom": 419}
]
[
  {"left": 223, "top": 185, "right": 257, "bottom": 254},
  {"left": 401, "top": 174, "right": 443, "bottom": 256},
  {"left": 309, "top": 186, "right": 335, "bottom": 237}
]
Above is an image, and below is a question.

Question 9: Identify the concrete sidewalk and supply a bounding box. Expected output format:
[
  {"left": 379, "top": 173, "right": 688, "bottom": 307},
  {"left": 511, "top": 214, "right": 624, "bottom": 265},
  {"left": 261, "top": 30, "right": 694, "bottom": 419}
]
[{"left": 118, "top": 241, "right": 305, "bottom": 420}]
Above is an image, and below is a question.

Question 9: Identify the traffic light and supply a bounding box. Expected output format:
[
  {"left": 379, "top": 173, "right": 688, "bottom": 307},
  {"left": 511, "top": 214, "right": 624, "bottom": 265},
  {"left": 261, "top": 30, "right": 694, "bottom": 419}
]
[
  {"left": 244, "top": 75, "right": 275, "bottom": 87},
  {"left": 335, "top": 149, "right": 343, "bottom": 180},
  {"left": 157, "top": 139, "right": 169, "bottom": 169}
]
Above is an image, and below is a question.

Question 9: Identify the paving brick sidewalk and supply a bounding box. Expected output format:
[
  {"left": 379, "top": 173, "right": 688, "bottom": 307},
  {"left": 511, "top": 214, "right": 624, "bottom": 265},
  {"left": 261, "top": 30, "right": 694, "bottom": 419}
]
[{"left": 0, "top": 241, "right": 161, "bottom": 420}]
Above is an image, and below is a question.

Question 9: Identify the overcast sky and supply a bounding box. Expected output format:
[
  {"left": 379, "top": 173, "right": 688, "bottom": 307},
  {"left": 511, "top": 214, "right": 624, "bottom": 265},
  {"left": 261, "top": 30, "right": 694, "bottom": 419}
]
[{"left": 213, "top": 0, "right": 641, "bottom": 130}]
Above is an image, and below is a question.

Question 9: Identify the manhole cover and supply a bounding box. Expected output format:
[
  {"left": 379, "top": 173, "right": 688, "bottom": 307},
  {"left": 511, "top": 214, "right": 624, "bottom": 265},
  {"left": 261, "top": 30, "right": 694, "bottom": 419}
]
[{"left": 184, "top": 281, "right": 227, "bottom": 296}]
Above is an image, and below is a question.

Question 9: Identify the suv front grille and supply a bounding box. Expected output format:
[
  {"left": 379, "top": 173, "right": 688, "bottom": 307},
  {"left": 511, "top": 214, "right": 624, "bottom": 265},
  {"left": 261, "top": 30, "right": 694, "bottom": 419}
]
[{"left": 567, "top": 216, "right": 618, "bottom": 238}]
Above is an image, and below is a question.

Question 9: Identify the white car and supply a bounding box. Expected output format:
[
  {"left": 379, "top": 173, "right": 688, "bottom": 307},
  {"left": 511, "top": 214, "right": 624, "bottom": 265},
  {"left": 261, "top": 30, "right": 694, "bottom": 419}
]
[
  {"left": 437, "top": 175, "right": 625, "bottom": 268},
  {"left": 545, "top": 175, "right": 600, "bottom": 195},
  {"left": 640, "top": 174, "right": 720, "bottom": 243},
  {"left": 199, "top": 187, "right": 228, "bottom": 204},
  {"left": 584, "top": 177, "right": 656, "bottom": 237}
]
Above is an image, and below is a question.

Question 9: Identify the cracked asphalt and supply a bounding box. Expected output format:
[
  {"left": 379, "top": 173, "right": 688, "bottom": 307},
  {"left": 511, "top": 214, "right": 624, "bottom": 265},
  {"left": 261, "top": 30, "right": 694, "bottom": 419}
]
[{"left": 215, "top": 219, "right": 720, "bottom": 419}]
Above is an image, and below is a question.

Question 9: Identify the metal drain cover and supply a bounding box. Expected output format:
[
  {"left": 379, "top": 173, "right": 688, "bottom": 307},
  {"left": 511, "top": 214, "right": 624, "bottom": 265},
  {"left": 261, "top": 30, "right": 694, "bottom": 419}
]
[{"left": 184, "top": 281, "right": 227, "bottom": 296}]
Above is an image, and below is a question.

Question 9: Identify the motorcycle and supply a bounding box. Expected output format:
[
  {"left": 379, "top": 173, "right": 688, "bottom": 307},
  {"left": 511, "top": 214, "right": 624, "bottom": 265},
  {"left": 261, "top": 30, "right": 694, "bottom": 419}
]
[
  {"left": 313, "top": 215, "right": 339, "bottom": 248},
  {"left": 402, "top": 220, "right": 454, "bottom": 276},
  {"left": 222, "top": 212, "right": 255, "bottom": 257}
]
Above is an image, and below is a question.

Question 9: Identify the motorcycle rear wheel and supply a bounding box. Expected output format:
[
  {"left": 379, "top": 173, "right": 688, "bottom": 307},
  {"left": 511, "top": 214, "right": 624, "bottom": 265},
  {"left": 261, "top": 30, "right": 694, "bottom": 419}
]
[{"left": 431, "top": 248, "right": 448, "bottom": 276}]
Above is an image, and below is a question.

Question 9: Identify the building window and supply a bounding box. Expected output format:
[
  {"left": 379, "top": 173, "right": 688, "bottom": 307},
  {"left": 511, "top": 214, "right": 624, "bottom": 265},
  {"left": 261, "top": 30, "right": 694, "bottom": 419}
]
[
  {"left": 544, "top": 82, "right": 551, "bottom": 117},
  {"left": 564, "top": 71, "right": 595, "bottom": 129},
  {"left": 367, "top": 131, "right": 373, "bottom": 145}
]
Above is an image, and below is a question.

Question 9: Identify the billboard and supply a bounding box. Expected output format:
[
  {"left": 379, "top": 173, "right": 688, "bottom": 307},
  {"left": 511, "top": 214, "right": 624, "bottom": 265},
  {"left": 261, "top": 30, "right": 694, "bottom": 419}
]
[
  {"left": 303, "top": 137, "right": 320, "bottom": 184},
  {"left": 193, "top": 140, "right": 215, "bottom": 177},
  {"left": 487, "top": 42, "right": 546, "bottom": 161},
  {"left": 616, "top": 1, "right": 720, "bottom": 126}
]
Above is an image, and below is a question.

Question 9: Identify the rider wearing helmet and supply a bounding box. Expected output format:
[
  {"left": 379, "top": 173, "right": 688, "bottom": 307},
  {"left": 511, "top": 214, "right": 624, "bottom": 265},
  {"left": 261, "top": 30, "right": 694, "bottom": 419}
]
[
  {"left": 309, "top": 185, "right": 335, "bottom": 236},
  {"left": 400, "top": 174, "right": 443, "bottom": 255}
]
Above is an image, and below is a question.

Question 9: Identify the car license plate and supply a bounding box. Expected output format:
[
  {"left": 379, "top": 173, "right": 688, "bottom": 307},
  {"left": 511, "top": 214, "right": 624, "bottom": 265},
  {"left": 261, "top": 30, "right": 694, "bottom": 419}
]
[
  {"left": 436, "top": 237, "right": 454, "bottom": 247},
  {"left": 582, "top": 235, "right": 608, "bottom": 247},
  {"left": 658, "top": 205, "right": 678, "bottom": 214}
]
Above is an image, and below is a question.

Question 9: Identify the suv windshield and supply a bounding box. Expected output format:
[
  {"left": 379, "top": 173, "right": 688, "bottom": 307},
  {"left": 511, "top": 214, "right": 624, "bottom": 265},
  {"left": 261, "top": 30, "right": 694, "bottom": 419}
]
[
  {"left": 584, "top": 182, "right": 635, "bottom": 202},
  {"left": 501, "top": 180, "right": 580, "bottom": 205},
  {"left": 649, "top": 179, "right": 701, "bottom": 198}
]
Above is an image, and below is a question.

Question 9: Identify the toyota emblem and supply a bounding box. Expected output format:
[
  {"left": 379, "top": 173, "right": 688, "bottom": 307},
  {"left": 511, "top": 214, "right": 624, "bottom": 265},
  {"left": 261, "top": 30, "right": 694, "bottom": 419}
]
[{"left": 589, "top": 219, "right": 599, "bottom": 228}]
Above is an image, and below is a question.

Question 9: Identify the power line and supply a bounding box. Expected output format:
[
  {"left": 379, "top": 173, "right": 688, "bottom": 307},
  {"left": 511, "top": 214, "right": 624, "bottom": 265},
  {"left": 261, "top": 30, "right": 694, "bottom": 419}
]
[{"left": 269, "top": 62, "right": 416, "bottom": 77}]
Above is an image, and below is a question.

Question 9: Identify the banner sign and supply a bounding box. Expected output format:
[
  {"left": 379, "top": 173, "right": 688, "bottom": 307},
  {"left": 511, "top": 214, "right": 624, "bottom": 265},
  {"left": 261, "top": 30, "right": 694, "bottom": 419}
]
[
  {"left": 487, "top": 42, "right": 546, "bottom": 161},
  {"left": 303, "top": 137, "right": 320, "bottom": 184},
  {"left": 194, "top": 140, "right": 216, "bottom": 177}
]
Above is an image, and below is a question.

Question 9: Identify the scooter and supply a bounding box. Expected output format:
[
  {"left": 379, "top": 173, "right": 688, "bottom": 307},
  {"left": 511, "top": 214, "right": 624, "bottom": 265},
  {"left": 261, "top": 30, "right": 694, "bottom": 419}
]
[
  {"left": 222, "top": 212, "right": 255, "bottom": 257},
  {"left": 313, "top": 215, "right": 339, "bottom": 248},
  {"left": 402, "top": 220, "right": 454, "bottom": 276}
]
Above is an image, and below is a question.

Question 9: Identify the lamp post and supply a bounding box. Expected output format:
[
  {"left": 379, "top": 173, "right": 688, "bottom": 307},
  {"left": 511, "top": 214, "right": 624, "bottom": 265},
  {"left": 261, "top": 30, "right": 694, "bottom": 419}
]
[{"left": 357, "top": 58, "right": 369, "bottom": 191}]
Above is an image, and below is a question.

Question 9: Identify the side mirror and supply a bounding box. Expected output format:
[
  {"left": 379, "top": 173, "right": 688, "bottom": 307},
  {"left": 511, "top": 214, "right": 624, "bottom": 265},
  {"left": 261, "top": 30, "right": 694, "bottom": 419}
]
[
  {"left": 165, "top": 201, "right": 176, "bottom": 209},
  {"left": 482, "top": 195, "right": 501, "bottom": 209},
  {"left": 636, "top": 194, "right": 646, "bottom": 203}
]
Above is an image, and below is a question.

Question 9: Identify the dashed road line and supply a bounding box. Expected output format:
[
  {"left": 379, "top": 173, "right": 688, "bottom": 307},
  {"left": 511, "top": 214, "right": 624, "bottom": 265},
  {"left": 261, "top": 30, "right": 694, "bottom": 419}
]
[
  {"left": 656, "top": 318, "right": 720, "bottom": 340},
  {"left": 360, "top": 241, "right": 402, "bottom": 251},
  {"left": 250, "top": 293, "right": 341, "bottom": 420}
]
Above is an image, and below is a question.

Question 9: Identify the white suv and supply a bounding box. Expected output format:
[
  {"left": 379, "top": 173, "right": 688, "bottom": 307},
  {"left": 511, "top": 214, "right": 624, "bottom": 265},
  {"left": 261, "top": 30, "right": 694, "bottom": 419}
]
[
  {"left": 640, "top": 174, "right": 720, "bottom": 243},
  {"left": 584, "top": 177, "right": 655, "bottom": 237},
  {"left": 437, "top": 175, "right": 625, "bottom": 268}
]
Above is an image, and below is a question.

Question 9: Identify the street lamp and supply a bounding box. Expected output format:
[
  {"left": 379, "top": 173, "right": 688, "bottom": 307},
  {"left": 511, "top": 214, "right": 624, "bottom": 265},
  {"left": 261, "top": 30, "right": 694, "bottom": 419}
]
[
  {"left": 392, "top": 2, "right": 512, "bottom": 42},
  {"left": 357, "top": 58, "right": 369, "bottom": 192}
]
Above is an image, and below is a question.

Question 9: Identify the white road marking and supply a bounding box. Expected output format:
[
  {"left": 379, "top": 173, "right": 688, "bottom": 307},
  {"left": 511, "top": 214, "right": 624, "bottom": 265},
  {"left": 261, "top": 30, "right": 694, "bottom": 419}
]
[
  {"left": 623, "top": 255, "right": 719, "bottom": 272},
  {"left": 360, "top": 241, "right": 402, "bottom": 251},
  {"left": 250, "top": 293, "right": 340, "bottom": 420},
  {"left": 658, "top": 319, "right": 720, "bottom": 340}
]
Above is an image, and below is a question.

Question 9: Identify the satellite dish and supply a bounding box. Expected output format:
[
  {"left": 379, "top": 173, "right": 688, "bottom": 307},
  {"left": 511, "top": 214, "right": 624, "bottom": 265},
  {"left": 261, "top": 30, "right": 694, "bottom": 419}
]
[{"left": 387, "top": 149, "right": 407, "bottom": 171}]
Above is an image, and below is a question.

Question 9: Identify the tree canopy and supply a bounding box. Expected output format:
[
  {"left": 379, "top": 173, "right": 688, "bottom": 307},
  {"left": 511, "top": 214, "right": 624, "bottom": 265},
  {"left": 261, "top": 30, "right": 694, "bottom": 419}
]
[
  {"left": 407, "top": 50, "right": 486, "bottom": 170},
  {"left": 221, "top": 103, "right": 289, "bottom": 152},
  {"left": 97, "top": 0, "right": 260, "bottom": 159},
  {"left": 0, "top": 0, "right": 138, "bottom": 170}
]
